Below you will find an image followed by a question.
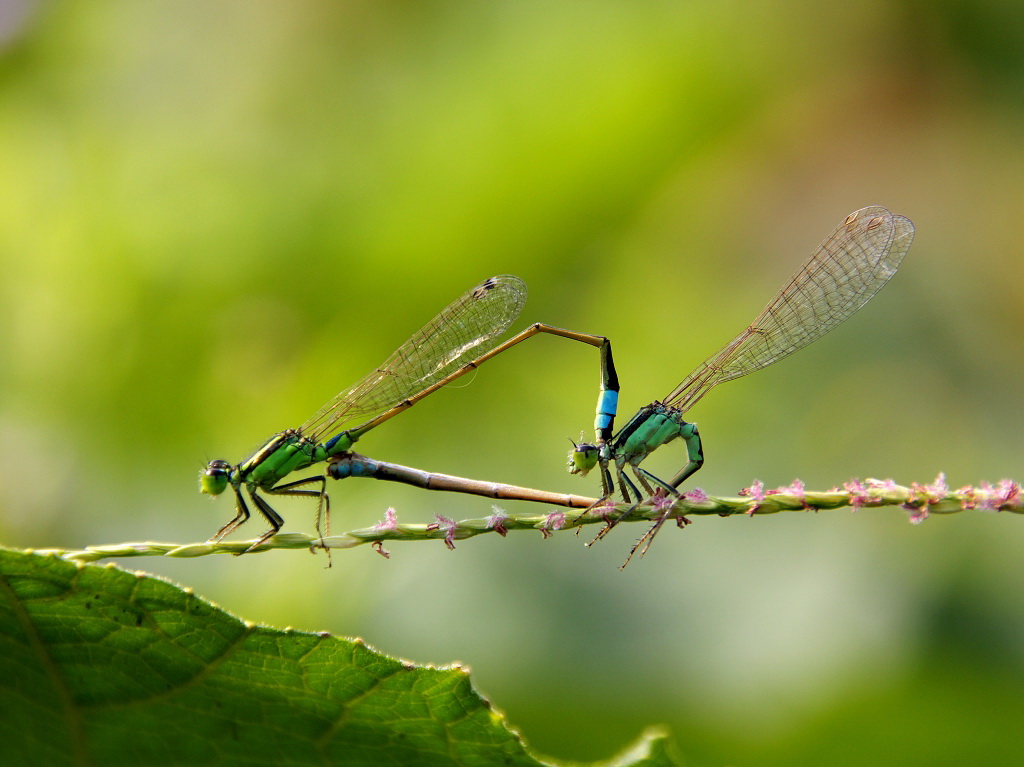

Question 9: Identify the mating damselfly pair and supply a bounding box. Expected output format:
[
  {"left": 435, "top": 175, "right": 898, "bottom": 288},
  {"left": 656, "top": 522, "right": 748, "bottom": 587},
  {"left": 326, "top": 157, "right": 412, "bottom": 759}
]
[{"left": 201, "top": 206, "right": 914, "bottom": 561}]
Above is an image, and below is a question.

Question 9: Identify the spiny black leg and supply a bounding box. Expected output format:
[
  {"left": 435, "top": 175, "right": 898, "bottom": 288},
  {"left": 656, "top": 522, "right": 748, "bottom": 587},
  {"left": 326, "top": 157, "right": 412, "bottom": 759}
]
[
  {"left": 574, "top": 459, "right": 615, "bottom": 538},
  {"left": 265, "top": 475, "right": 330, "bottom": 563},
  {"left": 592, "top": 464, "right": 685, "bottom": 547},
  {"left": 270, "top": 475, "right": 328, "bottom": 493},
  {"left": 620, "top": 469, "right": 693, "bottom": 567},
  {"left": 575, "top": 490, "right": 614, "bottom": 537},
  {"left": 617, "top": 468, "right": 644, "bottom": 505},
  {"left": 244, "top": 490, "right": 284, "bottom": 551},
  {"left": 588, "top": 467, "right": 644, "bottom": 545},
  {"left": 634, "top": 470, "right": 656, "bottom": 497},
  {"left": 209, "top": 486, "right": 251, "bottom": 542},
  {"left": 583, "top": 461, "right": 636, "bottom": 544},
  {"left": 599, "top": 460, "right": 614, "bottom": 499},
  {"left": 621, "top": 515, "right": 668, "bottom": 568},
  {"left": 623, "top": 512, "right": 692, "bottom": 568},
  {"left": 634, "top": 466, "right": 679, "bottom": 497}
]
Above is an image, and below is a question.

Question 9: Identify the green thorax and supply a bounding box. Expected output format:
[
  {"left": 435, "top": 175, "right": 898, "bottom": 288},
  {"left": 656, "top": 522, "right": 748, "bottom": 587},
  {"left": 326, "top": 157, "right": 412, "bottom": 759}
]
[
  {"left": 611, "top": 403, "right": 696, "bottom": 464},
  {"left": 236, "top": 429, "right": 358, "bottom": 490}
]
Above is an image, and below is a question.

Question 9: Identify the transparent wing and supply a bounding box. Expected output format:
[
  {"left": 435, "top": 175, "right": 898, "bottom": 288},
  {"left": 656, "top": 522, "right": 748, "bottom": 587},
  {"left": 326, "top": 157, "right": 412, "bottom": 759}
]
[
  {"left": 665, "top": 207, "right": 914, "bottom": 414},
  {"left": 301, "top": 275, "right": 527, "bottom": 439}
]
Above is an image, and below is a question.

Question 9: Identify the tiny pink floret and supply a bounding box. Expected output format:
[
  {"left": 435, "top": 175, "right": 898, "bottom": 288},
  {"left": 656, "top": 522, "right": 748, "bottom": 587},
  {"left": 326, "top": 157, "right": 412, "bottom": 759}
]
[
  {"left": 739, "top": 479, "right": 765, "bottom": 502},
  {"left": 997, "top": 480, "right": 1023, "bottom": 508},
  {"left": 904, "top": 473, "right": 950, "bottom": 524},
  {"left": 843, "top": 479, "right": 870, "bottom": 508},
  {"left": 924, "top": 472, "right": 949, "bottom": 497},
  {"left": 866, "top": 478, "right": 899, "bottom": 493},
  {"left": 373, "top": 507, "right": 399, "bottom": 531},
  {"left": 432, "top": 514, "right": 457, "bottom": 550},
  {"left": 486, "top": 506, "right": 509, "bottom": 537},
  {"left": 769, "top": 479, "right": 805, "bottom": 498},
  {"left": 544, "top": 511, "right": 566, "bottom": 532},
  {"left": 650, "top": 489, "right": 675, "bottom": 512},
  {"left": 998, "top": 479, "right": 1020, "bottom": 498},
  {"left": 907, "top": 507, "right": 929, "bottom": 524},
  {"left": 957, "top": 479, "right": 1023, "bottom": 511},
  {"left": 739, "top": 479, "right": 765, "bottom": 515}
]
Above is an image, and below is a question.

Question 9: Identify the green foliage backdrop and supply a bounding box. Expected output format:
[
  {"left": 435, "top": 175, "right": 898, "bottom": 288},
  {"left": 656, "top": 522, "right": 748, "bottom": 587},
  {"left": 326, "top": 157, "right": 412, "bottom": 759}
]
[{"left": 1, "top": 1, "right": 1023, "bottom": 763}]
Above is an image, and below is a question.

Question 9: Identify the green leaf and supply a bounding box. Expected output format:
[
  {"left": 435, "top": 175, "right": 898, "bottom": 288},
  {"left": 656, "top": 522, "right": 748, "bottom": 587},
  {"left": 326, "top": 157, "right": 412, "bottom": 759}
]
[{"left": 0, "top": 548, "right": 679, "bottom": 766}]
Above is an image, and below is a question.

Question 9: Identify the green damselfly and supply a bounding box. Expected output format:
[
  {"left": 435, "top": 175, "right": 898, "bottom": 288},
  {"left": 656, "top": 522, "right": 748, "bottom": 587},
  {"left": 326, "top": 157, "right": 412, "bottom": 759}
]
[
  {"left": 201, "top": 276, "right": 617, "bottom": 550},
  {"left": 569, "top": 206, "right": 915, "bottom": 562}
]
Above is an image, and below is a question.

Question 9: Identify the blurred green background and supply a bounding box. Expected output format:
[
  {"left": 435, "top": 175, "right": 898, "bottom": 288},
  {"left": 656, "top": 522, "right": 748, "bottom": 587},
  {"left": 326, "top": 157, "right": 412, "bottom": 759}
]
[{"left": 2, "top": 1, "right": 1023, "bottom": 763}]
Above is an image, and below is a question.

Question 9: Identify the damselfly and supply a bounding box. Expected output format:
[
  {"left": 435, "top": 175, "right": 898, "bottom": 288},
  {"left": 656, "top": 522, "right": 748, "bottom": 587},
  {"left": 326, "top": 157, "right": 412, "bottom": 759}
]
[
  {"left": 569, "top": 206, "right": 915, "bottom": 562},
  {"left": 201, "top": 276, "right": 617, "bottom": 550}
]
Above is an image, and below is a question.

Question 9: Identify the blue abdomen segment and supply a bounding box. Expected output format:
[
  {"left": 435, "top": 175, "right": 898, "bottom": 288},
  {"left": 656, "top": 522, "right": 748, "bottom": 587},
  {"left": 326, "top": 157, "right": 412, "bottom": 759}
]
[
  {"left": 327, "top": 455, "right": 378, "bottom": 480},
  {"left": 594, "top": 389, "right": 619, "bottom": 433}
]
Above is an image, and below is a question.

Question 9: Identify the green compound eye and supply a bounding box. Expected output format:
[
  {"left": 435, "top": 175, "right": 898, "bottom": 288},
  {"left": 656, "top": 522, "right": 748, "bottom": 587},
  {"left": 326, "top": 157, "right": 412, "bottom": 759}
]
[
  {"left": 568, "top": 441, "right": 599, "bottom": 476},
  {"left": 200, "top": 460, "right": 231, "bottom": 496}
]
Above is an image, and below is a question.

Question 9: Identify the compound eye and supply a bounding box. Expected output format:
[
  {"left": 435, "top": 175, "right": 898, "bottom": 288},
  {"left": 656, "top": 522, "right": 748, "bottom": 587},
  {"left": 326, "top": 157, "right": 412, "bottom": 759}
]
[
  {"left": 568, "top": 442, "right": 599, "bottom": 476},
  {"left": 200, "top": 460, "right": 231, "bottom": 496}
]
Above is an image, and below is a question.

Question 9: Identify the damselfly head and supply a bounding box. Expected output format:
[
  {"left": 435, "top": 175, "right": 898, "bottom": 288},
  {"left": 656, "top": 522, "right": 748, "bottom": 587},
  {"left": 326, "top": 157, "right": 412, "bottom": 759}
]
[
  {"left": 567, "top": 436, "right": 599, "bottom": 476},
  {"left": 200, "top": 459, "right": 231, "bottom": 496}
]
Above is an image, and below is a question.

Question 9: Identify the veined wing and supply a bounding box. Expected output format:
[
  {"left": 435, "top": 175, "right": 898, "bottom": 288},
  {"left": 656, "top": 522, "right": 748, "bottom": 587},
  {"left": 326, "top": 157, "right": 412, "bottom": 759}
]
[
  {"left": 301, "top": 275, "right": 527, "bottom": 440},
  {"left": 664, "top": 206, "right": 914, "bottom": 415}
]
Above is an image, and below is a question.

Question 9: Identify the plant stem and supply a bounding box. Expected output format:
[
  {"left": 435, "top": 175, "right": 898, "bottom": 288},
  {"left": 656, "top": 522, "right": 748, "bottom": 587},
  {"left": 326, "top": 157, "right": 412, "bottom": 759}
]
[{"left": 34, "top": 475, "right": 1023, "bottom": 563}]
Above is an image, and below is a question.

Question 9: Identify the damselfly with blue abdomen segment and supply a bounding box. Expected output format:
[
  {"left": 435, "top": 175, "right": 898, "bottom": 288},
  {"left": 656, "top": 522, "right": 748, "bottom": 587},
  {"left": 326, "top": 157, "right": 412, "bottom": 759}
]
[
  {"left": 567, "top": 206, "right": 915, "bottom": 563},
  {"left": 201, "top": 275, "right": 618, "bottom": 552}
]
